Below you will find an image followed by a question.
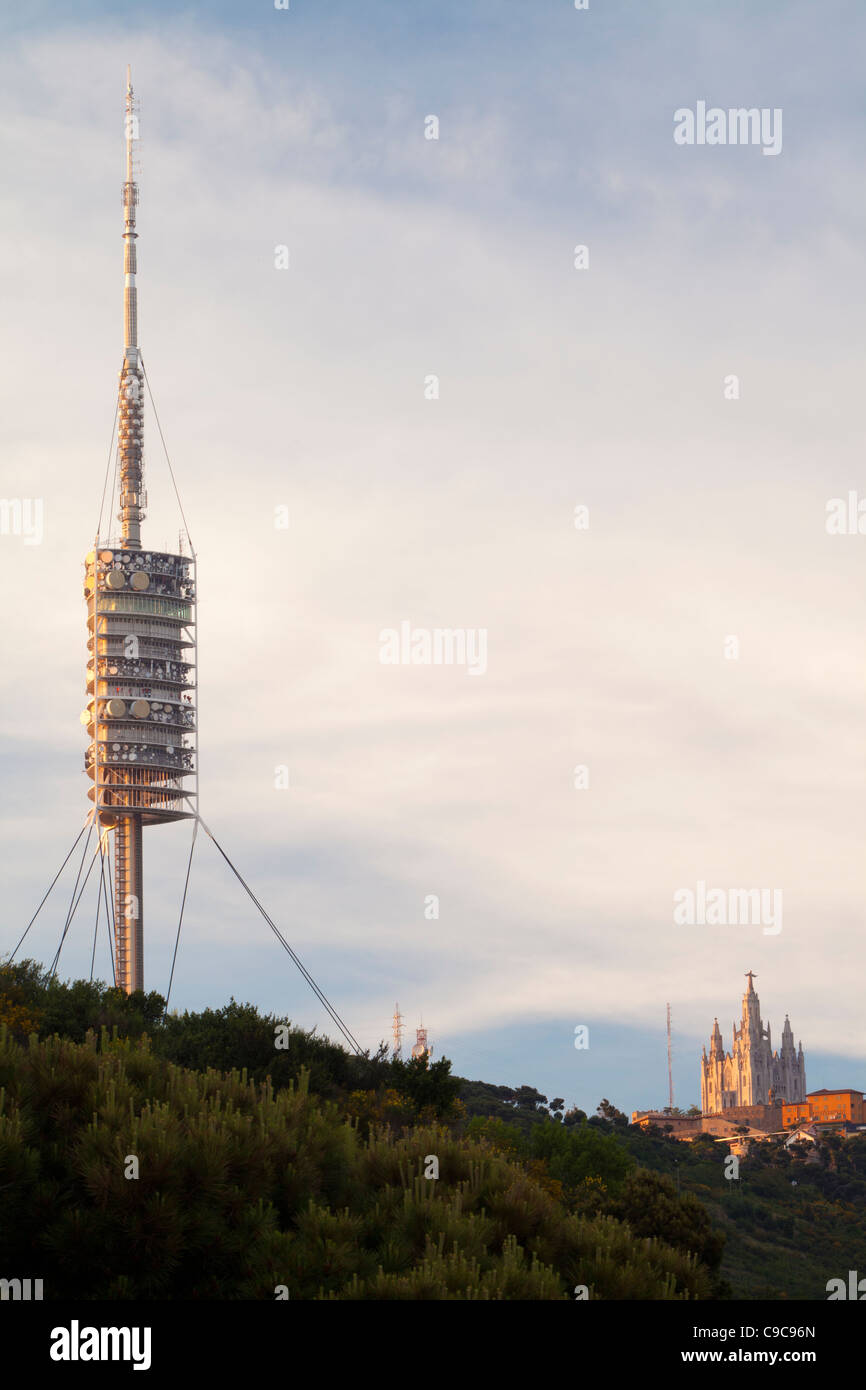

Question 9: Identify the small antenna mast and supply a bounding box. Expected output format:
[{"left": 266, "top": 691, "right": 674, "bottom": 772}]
[
  {"left": 666, "top": 1002, "right": 674, "bottom": 1111},
  {"left": 392, "top": 1002, "right": 404, "bottom": 1060}
]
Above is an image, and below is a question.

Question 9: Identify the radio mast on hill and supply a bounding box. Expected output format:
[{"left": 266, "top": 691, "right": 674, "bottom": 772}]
[
  {"left": 83, "top": 68, "right": 197, "bottom": 993},
  {"left": 12, "top": 73, "right": 363, "bottom": 1063},
  {"left": 392, "top": 1003, "right": 405, "bottom": 1059},
  {"left": 666, "top": 1002, "right": 674, "bottom": 1111}
]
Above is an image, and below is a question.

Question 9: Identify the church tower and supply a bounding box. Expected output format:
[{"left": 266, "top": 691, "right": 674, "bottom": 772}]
[{"left": 700, "top": 973, "right": 806, "bottom": 1114}]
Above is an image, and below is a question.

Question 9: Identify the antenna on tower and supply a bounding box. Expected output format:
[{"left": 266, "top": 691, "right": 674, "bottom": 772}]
[
  {"left": 666, "top": 1002, "right": 674, "bottom": 1111},
  {"left": 411, "top": 1020, "right": 432, "bottom": 1060},
  {"left": 392, "top": 1002, "right": 404, "bottom": 1059}
]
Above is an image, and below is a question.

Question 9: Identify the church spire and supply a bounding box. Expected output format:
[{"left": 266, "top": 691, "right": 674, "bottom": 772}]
[{"left": 741, "top": 970, "right": 761, "bottom": 1032}]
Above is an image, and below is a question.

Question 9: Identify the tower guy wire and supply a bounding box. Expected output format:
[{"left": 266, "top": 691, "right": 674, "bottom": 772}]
[
  {"left": 197, "top": 817, "right": 364, "bottom": 1056},
  {"left": 8, "top": 820, "right": 90, "bottom": 963},
  {"left": 50, "top": 819, "right": 104, "bottom": 979},
  {"left": 163, "top": 818, "right": 199, "bottom": 1017}
]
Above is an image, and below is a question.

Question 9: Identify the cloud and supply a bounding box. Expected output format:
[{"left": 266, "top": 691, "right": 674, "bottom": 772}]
[{"left": 1, "top": 11, "right": 864, "bottom": 1088}]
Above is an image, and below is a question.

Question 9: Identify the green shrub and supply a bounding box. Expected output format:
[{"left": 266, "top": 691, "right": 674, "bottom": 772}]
[{"left": 0, "top": 1026, "right": 709, "bottom": 1300}]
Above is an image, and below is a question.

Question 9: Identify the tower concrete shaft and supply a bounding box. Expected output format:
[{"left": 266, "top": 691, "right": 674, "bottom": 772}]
[{"left": 114, "top": 815, "right": 143, "bottom": 992}]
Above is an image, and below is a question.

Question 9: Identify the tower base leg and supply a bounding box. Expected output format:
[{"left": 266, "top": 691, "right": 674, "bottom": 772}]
[{"left": 114, "top": 815, "right": 143, "bottom": 993}]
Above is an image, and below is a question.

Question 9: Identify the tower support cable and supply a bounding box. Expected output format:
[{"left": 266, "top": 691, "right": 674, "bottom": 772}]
[
  {"left": 197, "top": 817, "right": 364, "bottom": 1056},
  {"left": 90, "top": 830, "right": 113, "bottom": 983},
  {"left": 90, "top": 838, "right": 105, "bottom": 981},
  {"left": 140, "top": 359, "right": 195, "bottom": 555},
  {"left": 96, "top": 399, "right": 119, "bottom": 540},
  {"left": 47, "top": 815, "right": 96, "bottom": 976},
  {"left": 8, "top": 820, "right": 89, "bottom": 963},
  {"left": 163, "top": 818, "right": 198, "bottom": 1017},
  {"left": 104, "top": 835, "right": 117, "bottom": 988},
  {"left": 50, "top": 823, "right": 109, "bottom": 979}
]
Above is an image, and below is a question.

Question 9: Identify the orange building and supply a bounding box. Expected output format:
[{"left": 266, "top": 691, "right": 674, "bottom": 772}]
[{"left": 782, "top": 1088, "right": 865, "bottom": 1127}]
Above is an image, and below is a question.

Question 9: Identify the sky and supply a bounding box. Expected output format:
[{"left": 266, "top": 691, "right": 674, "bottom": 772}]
[{"left": 1, "top": 0, "right": 865, "bottom": 1114}]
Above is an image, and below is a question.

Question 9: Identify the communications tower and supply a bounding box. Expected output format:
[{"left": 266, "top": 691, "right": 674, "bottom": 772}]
[
  {"left": 82, "top": 69, "right": 197, "bottom": 994},
  {"left": 392, "top": 1003, "right": 405, "bottom": 1059},
  {"left": 410, "top": 1023, "right": 432, "bottom": 1060}
]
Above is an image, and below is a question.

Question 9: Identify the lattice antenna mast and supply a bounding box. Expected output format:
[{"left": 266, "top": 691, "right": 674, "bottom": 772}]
[
  {"left": 392, "top": 1002, "right": 404, "bottom": 1059},
  {"left": 666, "top": 1002, "right": 674, "bottom": 1111}
]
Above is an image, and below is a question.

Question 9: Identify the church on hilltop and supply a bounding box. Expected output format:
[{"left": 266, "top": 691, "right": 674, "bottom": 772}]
[{"left": 701, "top": 972, "right": 806, "bottom": 1114}]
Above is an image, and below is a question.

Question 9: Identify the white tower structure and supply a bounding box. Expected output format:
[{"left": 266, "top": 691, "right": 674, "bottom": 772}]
[
  {"left": 82, "top": 70, "right": 197, "bottom": 994},
  {"left": 701, "top": 972, "right": 806, "bottom": 1113},
  {"left": 411, "top": 1023, "right": 432, "bottom": 1060}
]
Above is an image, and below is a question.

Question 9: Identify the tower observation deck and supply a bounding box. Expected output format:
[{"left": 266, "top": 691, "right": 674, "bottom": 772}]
[{"left": 83, "top": 70, "right": 197, "bottom": 994}]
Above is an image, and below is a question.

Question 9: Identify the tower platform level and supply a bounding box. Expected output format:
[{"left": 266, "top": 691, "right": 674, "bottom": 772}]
[{"left": 84, "top": 546, "right": 196, "bottom": 826}]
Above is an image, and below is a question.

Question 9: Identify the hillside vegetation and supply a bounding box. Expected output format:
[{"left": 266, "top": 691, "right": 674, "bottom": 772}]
[
  {"left": 2, "top": 959, "right": 860, "bottom": 1299},
  {"left": 457, "top": 1079, "right": 866, "bottom": 1299}
]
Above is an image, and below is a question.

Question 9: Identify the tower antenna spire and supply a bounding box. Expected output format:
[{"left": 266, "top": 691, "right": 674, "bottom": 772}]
[{"left": 119, "top": 64, "right": 144, "bottom": 548}]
